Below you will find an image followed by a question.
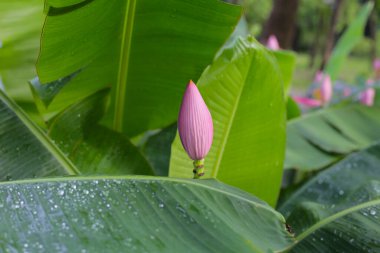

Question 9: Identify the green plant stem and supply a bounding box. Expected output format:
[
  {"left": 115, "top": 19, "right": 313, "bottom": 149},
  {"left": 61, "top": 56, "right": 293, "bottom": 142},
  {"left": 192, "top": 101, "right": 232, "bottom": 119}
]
[{"left": 193, "top": 159, "right": 205, "bottom": 179}]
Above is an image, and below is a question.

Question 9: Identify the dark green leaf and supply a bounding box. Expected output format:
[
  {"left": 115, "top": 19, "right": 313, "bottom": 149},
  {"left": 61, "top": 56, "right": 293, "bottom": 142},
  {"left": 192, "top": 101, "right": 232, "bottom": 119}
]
[
  {"left": 0, "top": 176, "right": 294, "bottom": 252},
  {"left": 48, "top": 90, "right": 153, "bottom": 175},
  {"left": 0, "top": 89, "right": 77, "bottom": 180},
  {"left": 37, "top": 0, "right": 242, "bottom": 136},
  {"left": 140, "top": 123, "right": 177, "bottom": 176},
  {"left": 30, "top": 71, "right": 80, "bottom": 108},
  {"left": 279, "top": 143, "right": 380, "bottom": 253}
]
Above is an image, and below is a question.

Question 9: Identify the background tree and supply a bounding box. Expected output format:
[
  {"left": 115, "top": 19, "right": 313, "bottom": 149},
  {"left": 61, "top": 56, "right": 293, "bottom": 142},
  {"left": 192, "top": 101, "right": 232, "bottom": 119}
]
[{"left": 261, "top": 0, "right": 299, "bottom": 49}]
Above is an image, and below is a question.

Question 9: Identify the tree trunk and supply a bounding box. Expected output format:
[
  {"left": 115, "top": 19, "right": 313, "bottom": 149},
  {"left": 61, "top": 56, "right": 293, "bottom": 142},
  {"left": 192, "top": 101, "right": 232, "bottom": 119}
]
[
  {"left": 320, "top": 0, "right": 344, "bottom": 70},
  {"left": 261, "top": 0, "right": 299, "bottom": 49}
]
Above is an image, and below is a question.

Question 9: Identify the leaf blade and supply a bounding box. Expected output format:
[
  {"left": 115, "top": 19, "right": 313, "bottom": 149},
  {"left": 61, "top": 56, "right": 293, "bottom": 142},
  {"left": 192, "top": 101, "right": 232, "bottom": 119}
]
[
  {"left": 0, "top": 176, "right": 294, "bottom": 252},
  {"left": 280, "top": 143, "right": 380, "bottom": 252},
  {"left": 285, "top": 105, "right": 380, "bottom": 171},
  {"left": 37, "top": 0, "right": 242, "bottom": 136},
  {"left": 0, "top": 89, "right": 78, "bottom": 180},
  {"left": 48, "top": 90, "right": 154, "bottom": 175}
]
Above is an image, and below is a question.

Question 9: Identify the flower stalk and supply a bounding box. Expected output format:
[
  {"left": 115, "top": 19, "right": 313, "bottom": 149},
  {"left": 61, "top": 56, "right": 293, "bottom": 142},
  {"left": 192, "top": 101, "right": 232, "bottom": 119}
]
[{"left": 193, "top": 159, "right": 205, "bottom": 179}]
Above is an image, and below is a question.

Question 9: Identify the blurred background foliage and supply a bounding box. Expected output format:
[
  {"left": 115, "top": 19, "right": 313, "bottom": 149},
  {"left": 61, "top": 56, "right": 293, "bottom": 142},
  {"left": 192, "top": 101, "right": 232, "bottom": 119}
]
[{"left": 228, "top": 0, "right": 379, "bottom": 92}]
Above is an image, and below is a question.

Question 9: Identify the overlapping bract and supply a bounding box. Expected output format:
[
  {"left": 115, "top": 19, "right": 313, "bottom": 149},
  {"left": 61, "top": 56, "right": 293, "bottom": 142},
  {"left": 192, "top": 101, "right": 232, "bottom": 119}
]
[{"left": 178, "top": 81, "right": 213, "bottom": 161}]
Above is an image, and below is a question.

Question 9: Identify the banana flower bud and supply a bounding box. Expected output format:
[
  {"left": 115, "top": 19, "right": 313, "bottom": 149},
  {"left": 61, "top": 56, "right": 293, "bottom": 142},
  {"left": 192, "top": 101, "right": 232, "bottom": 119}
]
[{"left": 178, "top": 81, "right": 213, "bottom": 179}]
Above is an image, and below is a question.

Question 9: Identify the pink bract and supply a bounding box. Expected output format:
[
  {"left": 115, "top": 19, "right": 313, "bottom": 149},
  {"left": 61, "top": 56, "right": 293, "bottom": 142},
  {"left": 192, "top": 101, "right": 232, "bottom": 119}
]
[
  {"left": 293, "top": 96, "right": 322, "bottom": 107},
  {"left": 320, "top": 74, "right": 332, "bottom": 104},
  {"left": 373, "top": 58, "right": 380, "bottom": 71},
  {"left": 266, "top": 35, "right": 280, "bottom": 50},
  {"left": 360, "top": 81, "right": 376, "bottom": 106},
  {"left": 314, "top": 71, "right": 323, "bottom": 83},
  {"left": 178, "top": 81, "right": 213, "bottom": 160}
]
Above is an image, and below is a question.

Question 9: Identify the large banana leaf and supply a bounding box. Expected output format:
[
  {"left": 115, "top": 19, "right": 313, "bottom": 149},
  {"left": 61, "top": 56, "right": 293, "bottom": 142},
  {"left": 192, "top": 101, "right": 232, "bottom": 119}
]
[
  {"left": 325, "top": 2, "right": 373, "bottom": 80},
  {"left": 0, "top": 0, "right": 42, "bottom": 102},
  {"left": 285, "top": 105, "right": 380, "bottom": 171},
  {"left": 0, "top": 89, "right": 77, "bottom": 180},
  {"left": 0, "top": 0, "right": 44, "bottom": 123},
  {"left": 0, "top": 176, "right": 294, "bottom": 252},
  {"left": 279, "top": 143, "right": 380, "bottom": 253},
  {"left": 48, "top": 90, "right": 153, "bottom": 175},
  {"left": 170, "top": 37, "right": 286, "bottom": 206},
  {"left": 36, "top": 0, "right": 242, "bottom": 136}
]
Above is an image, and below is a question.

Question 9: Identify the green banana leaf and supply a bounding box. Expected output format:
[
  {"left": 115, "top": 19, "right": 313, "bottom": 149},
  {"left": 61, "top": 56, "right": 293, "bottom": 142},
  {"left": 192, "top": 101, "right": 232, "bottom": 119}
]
[
  {"left": 170, "top": 37, "right": 286, "bottom": 207},
  {"left": 325, "top": 2, "right": 374, "bottom": 80},
  {"left": 0, "top": 89, "right": 77, "bottom": 180},
  {"left": 0, "top": 0, "right": 43, "bottom": 102},
  {"left": 140, "top": 123, "right": 177, "bottom": 176},
  {"left": 279, "top": 143, "right": 380, "bottom": 253},
  {"left": 285, "top": 105, "right": 380, "bottom": 171},
  {"left": 0, "top": 0, "right": 45, "bottom": 124},
  {"left": 36, "top": 0, "right": 242, "bottom": 136},
  {"left": 286, "top": 97, "right": 301, "bottom": 120},
  {"left": 48, "top": 90, "right": 154, "bottom": 175},
  {"left": 272, "top": 50, "right": 296, "bottom": 95},
  {"left": 0, "top": 176, "right": 294, "bottom": 252}
]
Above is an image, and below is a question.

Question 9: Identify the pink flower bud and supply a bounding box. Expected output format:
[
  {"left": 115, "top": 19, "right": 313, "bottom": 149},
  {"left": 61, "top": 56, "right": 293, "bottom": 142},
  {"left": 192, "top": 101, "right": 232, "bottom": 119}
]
[
  {"left": 293, "top": 96, "right": 322, "bottom": 107},
  {"left": 360, "top": 80, "right": 376, "bottom": 106},
  {"left": 314, "top": 71, "right": 323, "bottom": 83},
  {"left": 360, "top": 88, "right": 375, "bottom": 106},
  {"left": 178, "top": 81, "right": 213, "bottom": 161},
  {"left": 266, "top": 35, "right": 280, "bottom": 50},
  {"left": 320, "top": 74, "right": 332, "bottom": 105},
  {"left": 373, "top": 58, "right": 380, "bottom": 72}
]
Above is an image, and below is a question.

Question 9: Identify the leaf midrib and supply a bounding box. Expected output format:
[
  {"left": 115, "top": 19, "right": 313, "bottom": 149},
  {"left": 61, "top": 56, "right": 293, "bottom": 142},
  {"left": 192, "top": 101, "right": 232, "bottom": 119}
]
[
  {"left": 0, "top": 90, "right": 79, "bottom": 175},
  {"left": 113, "top": 0, "right": 137, "bottom": 131},
  {"left": 0, "top": 175, "right": 283, "bottom": 219},
  {"left": 211, "top": 54, "right": 253, "bottom": 178},
  {"left": 279, "top": 198, "right": 380, "bottom": 252}
]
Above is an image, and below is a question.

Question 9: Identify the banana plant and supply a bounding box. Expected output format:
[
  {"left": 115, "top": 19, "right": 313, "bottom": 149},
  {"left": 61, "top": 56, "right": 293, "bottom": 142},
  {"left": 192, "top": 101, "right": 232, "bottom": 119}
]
[
  {"left": 280, "top": 143, "right": 380, "bottom": 252},
  {"left": 0, "top": 84, "right": 295, "bottom": 252},
  {"left": 1, "top": 1, "right": 380, "bottom": 252},
  {"left": 170, "top": 37, "right": 287, "bottom": 206},
  {"left": 2, "top": 86, "right": 380, "bottom": 252},
  {"left": 35, "top": 0, "right": 242, "bottom": 136},
  {"left": 285, "top": 105, "right": 380, "bottom": 171}
]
